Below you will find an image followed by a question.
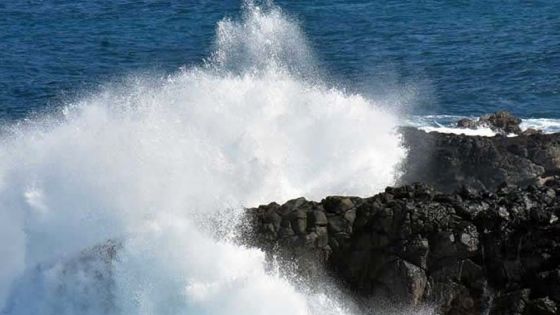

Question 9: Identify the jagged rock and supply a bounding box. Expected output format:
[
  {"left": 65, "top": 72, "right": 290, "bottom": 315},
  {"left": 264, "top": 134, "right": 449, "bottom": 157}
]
[
  {"left": 527, "top": 297, "right": 558, "bottom": 315},
  {"left": 457, "top": 118, "right": 479, "bottom": 129},
  {"left": 522, "top": 128, "right": 543, "bottom": 136},
  {"left": 243, "top": 180, "right": 560, "bottom": 315},
  {"left": 377, "top": 258, "right": 427, "bottom": 305},
  {"left": 456, "top": 111, "right": 523, "bottom": 135},
  {"left": 489, "top": 289, "right": 530, "bottom": 315},
  {"left": 480, "top": 111, "right": 523, "bottom": 135},
  {"left": 400, "top": 126, "right": 560, "bottom": 192}
]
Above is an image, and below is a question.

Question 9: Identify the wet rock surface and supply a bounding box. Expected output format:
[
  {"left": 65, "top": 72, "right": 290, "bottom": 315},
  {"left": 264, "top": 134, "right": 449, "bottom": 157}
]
[
  {"left": 244, "top": 180, "right": 560, "bottom": 315},
  {"left": 400, "top": 126, "right": 560, "bottom": 193},
  {"left": 456, "top": 111, "right": 523, "bottom": 135}
]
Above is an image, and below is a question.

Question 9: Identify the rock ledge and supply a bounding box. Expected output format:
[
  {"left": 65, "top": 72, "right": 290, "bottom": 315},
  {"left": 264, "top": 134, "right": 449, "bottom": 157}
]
[{"left": 244, "top": 180, "right": 560, "bottom": 315}]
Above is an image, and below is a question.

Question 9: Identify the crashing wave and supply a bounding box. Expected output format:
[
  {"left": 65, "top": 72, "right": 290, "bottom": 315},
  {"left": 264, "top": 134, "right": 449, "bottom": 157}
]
[{"left": 0, "top": 2, "right": 405, "bottom": 314}]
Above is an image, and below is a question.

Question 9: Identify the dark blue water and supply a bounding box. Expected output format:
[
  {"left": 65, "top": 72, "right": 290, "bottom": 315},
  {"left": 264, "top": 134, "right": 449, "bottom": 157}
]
[{"left": 1, "top": 0, "right": 559, "bottom": 120}]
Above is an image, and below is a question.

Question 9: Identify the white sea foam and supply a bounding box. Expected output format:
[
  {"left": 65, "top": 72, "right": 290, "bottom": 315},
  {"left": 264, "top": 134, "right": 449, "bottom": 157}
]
[
  {"left": 407, "top": 114, "right": 560, "bottom": 136},
  {"left": 0, "top": 2, "right": 406, "bottom": 314},
  {"left": 521, "top": 118, "right": 560, "bottom": 134},
  {"left": 418, "top": 125, "right": 498, "bottom": 137}
]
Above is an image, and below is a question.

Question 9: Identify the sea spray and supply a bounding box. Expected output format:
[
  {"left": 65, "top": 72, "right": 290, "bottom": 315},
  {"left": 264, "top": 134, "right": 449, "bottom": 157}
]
[{"left": 0, "top": 2, "right": 406, "bottom": 314}]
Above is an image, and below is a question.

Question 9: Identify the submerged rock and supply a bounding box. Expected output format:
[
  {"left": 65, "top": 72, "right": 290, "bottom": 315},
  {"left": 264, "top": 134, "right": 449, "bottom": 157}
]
[{"left": 244, "top": 180, "right": 560, "bottom": 315}]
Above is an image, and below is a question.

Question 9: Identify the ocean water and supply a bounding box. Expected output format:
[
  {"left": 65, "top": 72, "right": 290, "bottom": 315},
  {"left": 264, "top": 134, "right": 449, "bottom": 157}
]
[
  {"left": 0, "top": 1, "right": 556, "bottom": 314},
  {"left": 2, "top": 0, "right": 559, "bottom": 122}
]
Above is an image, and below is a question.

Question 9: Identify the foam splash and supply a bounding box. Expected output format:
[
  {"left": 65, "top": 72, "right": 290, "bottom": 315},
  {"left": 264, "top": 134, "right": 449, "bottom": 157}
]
[
  {"left": 0, "top": 2, "right": 405, "bottom": 314},
  {"left": 418, "top": 125, "right": 497, "bottom": 137},
  {"left": 407, "top": 114, "right": 560, "bottom": 136},
  {"left": 521, "top": 118, "right": 560, "bottom": 134}
]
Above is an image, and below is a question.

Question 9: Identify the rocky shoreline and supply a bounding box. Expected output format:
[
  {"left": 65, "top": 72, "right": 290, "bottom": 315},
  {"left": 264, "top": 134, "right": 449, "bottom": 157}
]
[
  {"left": 399, "top": 126, "right": 560, "bottom": 193},
  {"left": 243, "top": 112, "right": 560, "bottom": 314},
  {"left": 7, "top": 112, "right": 560, "bottom": 315},
  {"left": 400, "top": 111, "right": 560, "bottom": 193},
  {"left": 244, "top": 181, "right": 560, "bottom": 315}
]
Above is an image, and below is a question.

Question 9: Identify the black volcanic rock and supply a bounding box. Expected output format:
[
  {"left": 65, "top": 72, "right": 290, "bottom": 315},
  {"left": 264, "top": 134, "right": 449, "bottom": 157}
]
[
  {"left": 243, "top": 180, "right": 560, "bottom": 315},
  {"left": 456, "top": 111, "right": 523, "bottom": 135},
  {"left": 479, "top": 111, "right": 523, "bottom": 135},
  {"left": 457, "top": 118, "right": 479, "bottom": 129},
  {"left": 399, "top": 127, "right": 560, "bottom": 193}
]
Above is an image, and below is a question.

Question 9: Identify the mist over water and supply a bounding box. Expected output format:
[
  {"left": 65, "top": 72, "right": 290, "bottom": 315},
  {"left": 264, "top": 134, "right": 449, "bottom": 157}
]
[{"left": 0, "top": 2, "right": 406, "bottom": 314}]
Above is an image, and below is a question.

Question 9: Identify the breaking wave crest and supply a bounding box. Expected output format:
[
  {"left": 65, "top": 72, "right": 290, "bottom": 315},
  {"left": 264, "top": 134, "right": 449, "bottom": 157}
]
[{"left": 0, "top": 2, "right": 406, "bottom": 314}]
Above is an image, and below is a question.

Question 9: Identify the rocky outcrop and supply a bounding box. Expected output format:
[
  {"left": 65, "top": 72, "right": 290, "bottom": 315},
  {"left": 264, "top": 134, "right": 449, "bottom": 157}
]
[
  {"left": 400, "top": 126, "right": 560, "bottom": 193},
  {"left": 243, "top": 180, "right": 560, "bottom": 315},
  {"left": 456, "top": 111, "right": 523, "bottom": 135}
]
